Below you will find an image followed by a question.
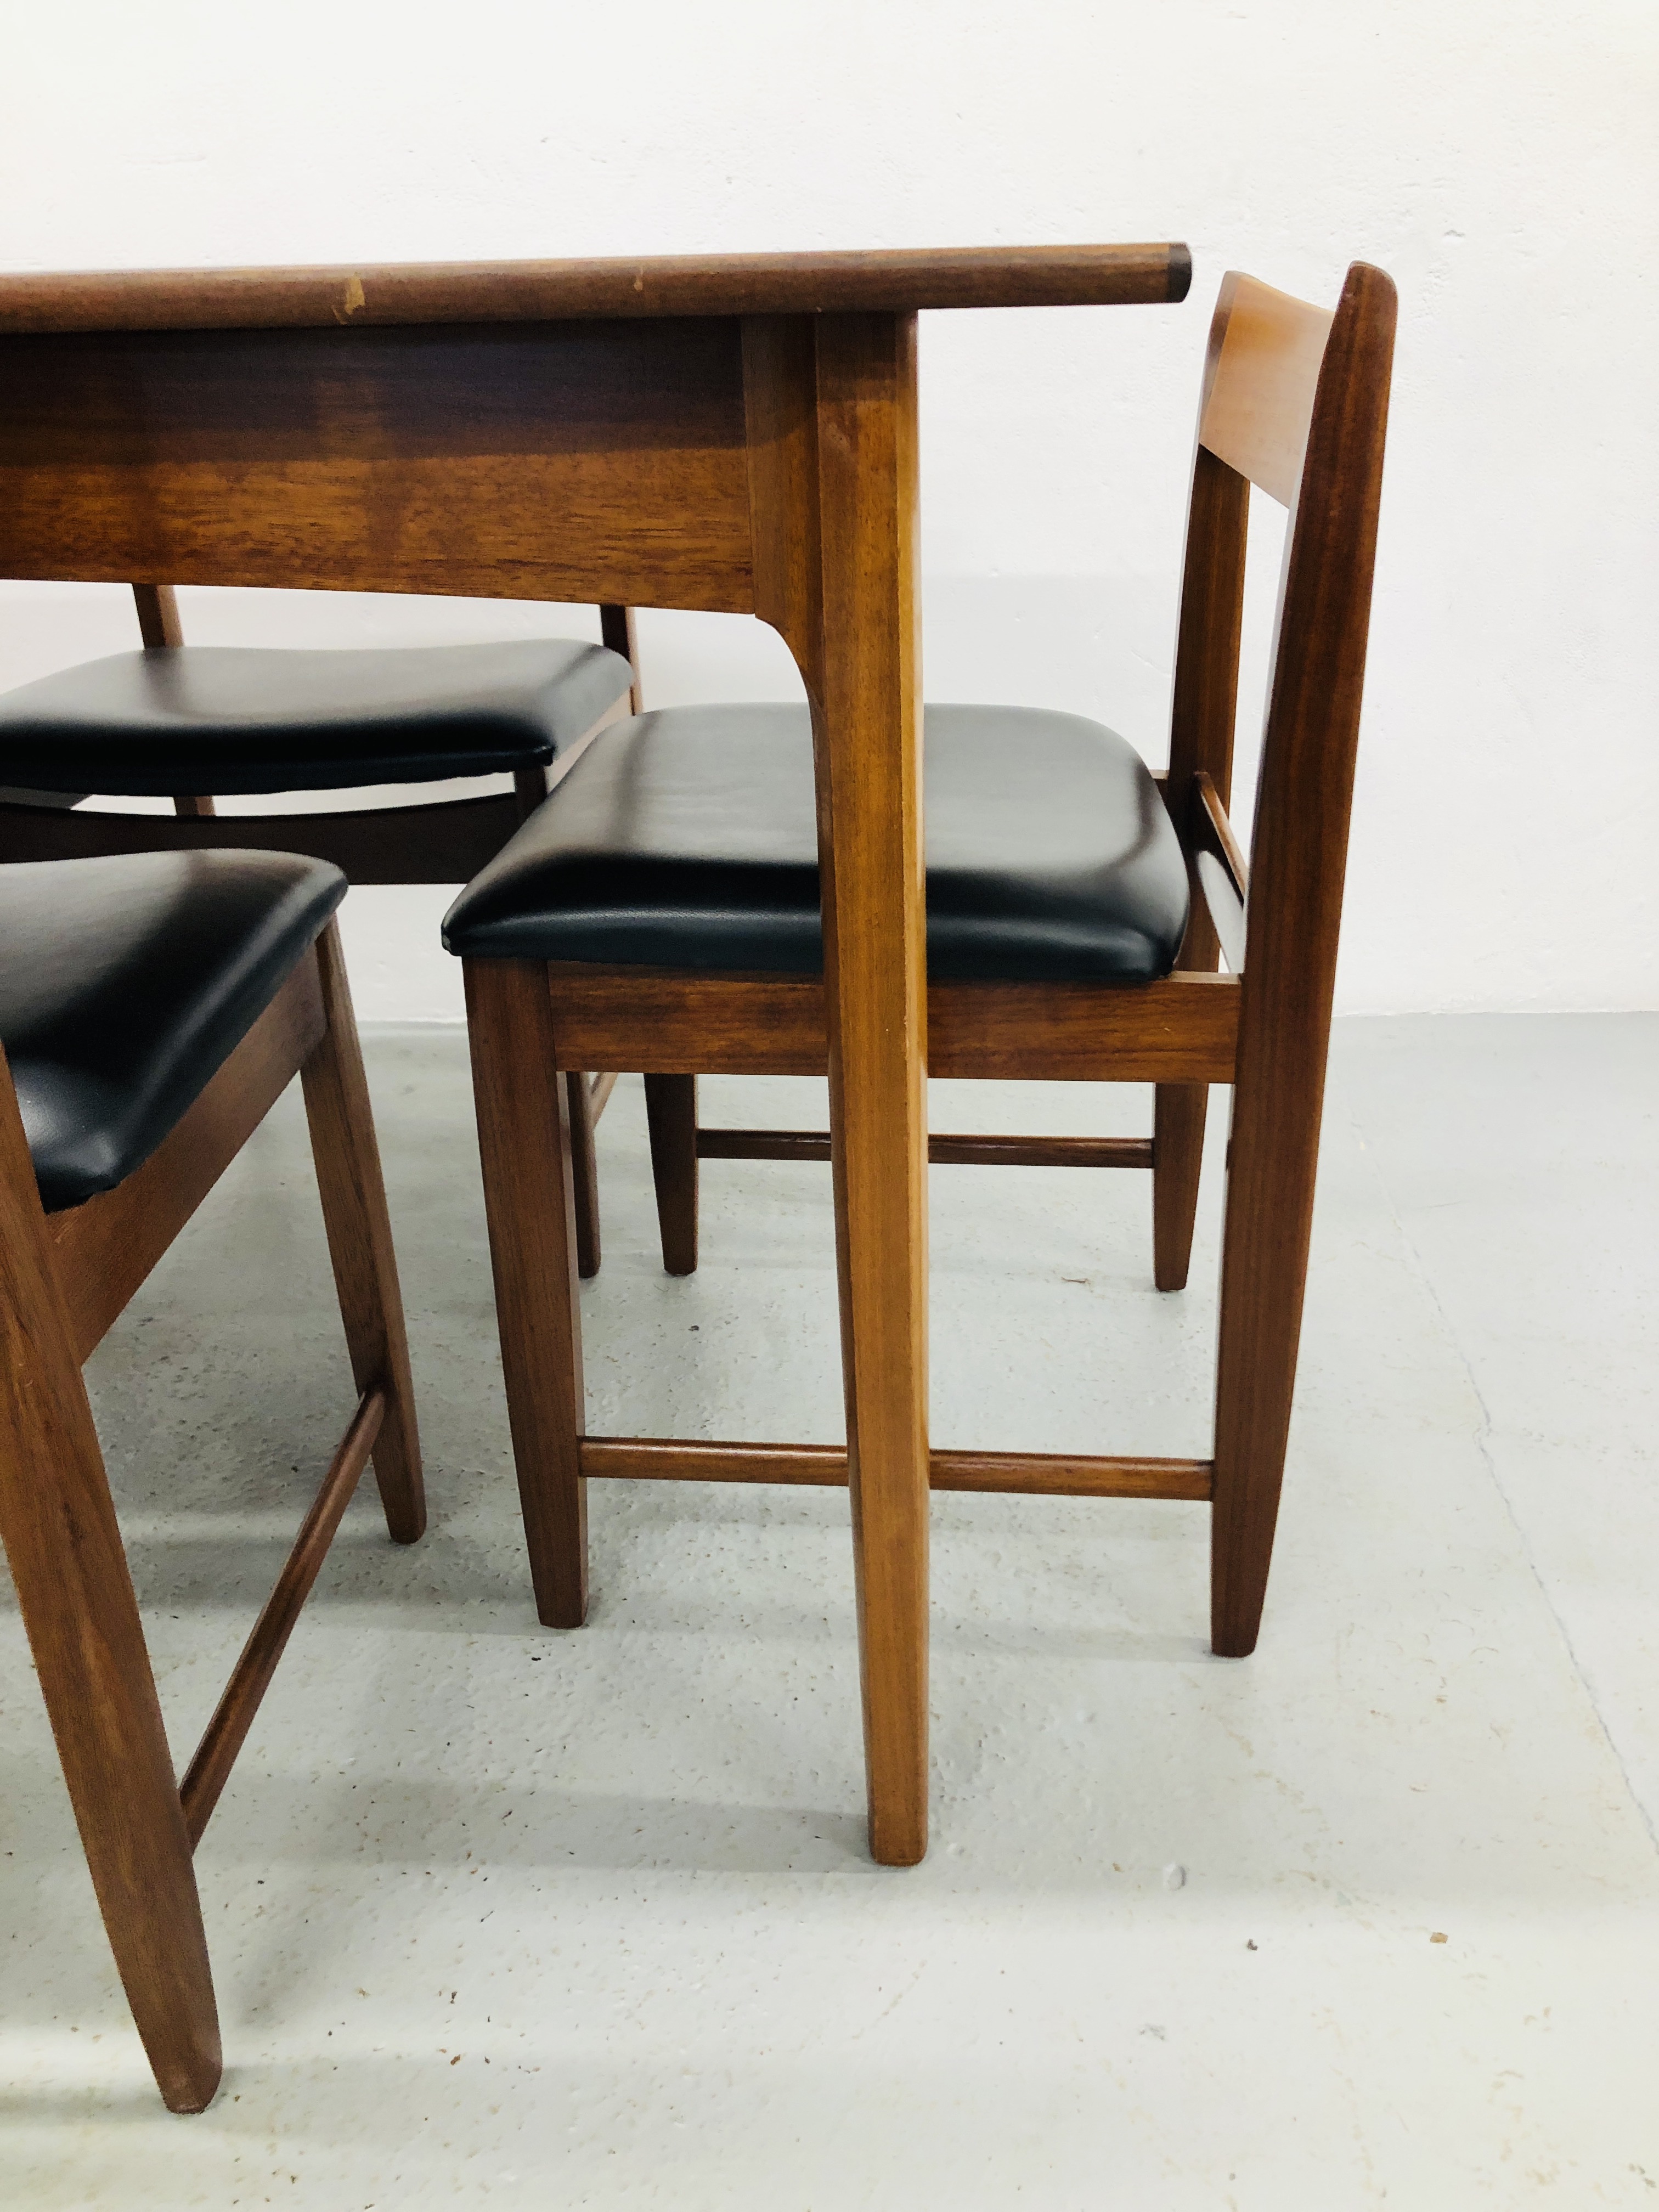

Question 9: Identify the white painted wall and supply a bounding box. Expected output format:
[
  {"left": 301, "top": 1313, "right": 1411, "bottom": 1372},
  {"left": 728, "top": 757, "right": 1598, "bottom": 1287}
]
[{"left": 2, "top": 1, "right": 1654, "bottom": 1018}]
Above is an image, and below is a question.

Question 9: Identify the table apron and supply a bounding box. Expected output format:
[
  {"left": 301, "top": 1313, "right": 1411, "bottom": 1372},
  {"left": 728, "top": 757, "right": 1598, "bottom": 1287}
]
[{"left": 0, "top": 316, "right": 759, "bottom": 611}]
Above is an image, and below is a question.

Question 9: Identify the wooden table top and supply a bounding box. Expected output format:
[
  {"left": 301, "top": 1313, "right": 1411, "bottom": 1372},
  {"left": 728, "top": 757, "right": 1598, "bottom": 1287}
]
[{"left": 0, "top": 243, "right": 1190, "bottom": 333}]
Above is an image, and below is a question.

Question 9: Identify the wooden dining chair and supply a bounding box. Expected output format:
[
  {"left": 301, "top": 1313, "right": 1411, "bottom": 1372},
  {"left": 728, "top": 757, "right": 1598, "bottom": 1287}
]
[
  {"left": 441, "top": 263, "right": 1395, "bottom": 1817},
  {"left": 0, "top": 593, "right": 643, "bottom": 1274},
  {"left": 0, "top": 848, "right": 422, "bottom": 2112}
]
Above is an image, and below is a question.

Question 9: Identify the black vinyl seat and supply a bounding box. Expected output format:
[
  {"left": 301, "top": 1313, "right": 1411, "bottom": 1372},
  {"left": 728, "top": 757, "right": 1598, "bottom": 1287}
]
[
  {"left": 443, "top": 703, "right": 1190, "bottom": 983},
  {"left": 0, "top": 639, "right": 635, "bottom": 797},
  {"left": 0, "top": 850, "right": 346, "bottom": 1210}
]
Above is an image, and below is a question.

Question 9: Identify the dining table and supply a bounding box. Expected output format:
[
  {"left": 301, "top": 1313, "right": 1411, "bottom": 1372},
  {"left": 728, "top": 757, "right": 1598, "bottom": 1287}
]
[{"left": 0, "top": 240, "right": 1192, "bottom": 1865}]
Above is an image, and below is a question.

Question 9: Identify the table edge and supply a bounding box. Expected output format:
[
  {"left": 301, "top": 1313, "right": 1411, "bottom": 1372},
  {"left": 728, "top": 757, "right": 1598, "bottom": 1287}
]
[{"left": 0, "top": 244, "right": 1192, "bottom": 334}]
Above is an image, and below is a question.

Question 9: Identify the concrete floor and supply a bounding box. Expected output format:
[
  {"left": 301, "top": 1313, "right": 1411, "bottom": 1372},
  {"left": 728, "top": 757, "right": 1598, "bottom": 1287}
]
[{"left": 2, "top": 1015, "right": 1656, "bottom": 2207}]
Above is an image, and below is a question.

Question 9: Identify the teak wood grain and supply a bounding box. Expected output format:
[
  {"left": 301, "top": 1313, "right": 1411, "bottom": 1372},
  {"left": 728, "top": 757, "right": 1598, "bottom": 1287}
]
[
  {"left": 538, "top": 964, "right": 1241, "bottom": 1084},
  {"left": 1198, "top": 273, "right": 1335, "bottom": 509},
  {"left": 750, "top": 312, "right": 931, "bottom": 1865},
  {"left": 1188, "top": 770, "right": 1249, "bottom": 972},
  {"left": 1154, "top": 431, "right": 1250, "bottom": 1294},
  {"left": 464, "top": 957, "right": 589, "bottom": 1629},
  {"left": 2, "top": 241, "right": 1192, "bottom": 1893},
  {"left": 578, "top": 1437, "right": 1212, "bottom": 1500},
  {"left": 131, "top": 580, "right": 184, "bottom": 648},
  {"left": 128, "top": 583, "right": 218, "bottom": 816},
  {"left": 538, "top": 264, "right": 1394, "bottom": 1704},
  {"left": 565, "top": 1070, "right": 603, "bottom": 1280},
  {"left": 0, "top": 244, "right": 1191, "bottom": 334},
  {"left": 1210, "top": 263, "right": 1396, "bottom": 1654},
  {"left": 0, "top": 320, "right": 755, "bottom": 609},
  {"left": 0, "top": 1043, "right": 222, "bottom": 2113},
  {"left": 599, "top": 602, "right": 644, "bottom": 714},
  {"left": 695, "top": 1130, "right": 1154, "bottom": 1170},
  {"left": 644, "top": 1072, "right": 699, "bottom": 1275},
  {"left": 1193, "top": 771, "right": 1249, "bottom": 899}
]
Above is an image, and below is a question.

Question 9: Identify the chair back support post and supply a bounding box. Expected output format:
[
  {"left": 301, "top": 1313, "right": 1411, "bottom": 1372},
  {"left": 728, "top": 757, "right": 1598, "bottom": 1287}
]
[
  {"left": 129, "top": 582, "right": 216, "bottom": 817},
  {"left": 1166, "top": 446, "right": 1249, "bottom": 827},
  {"left": 1151, "top": 281, "right": 1256, "bottom": 1291},
  {"left": 1210, "top": 261, "right": 1398, "bottom": 1655},
  {"left": 1164, "top": 447, "right": 1249, "bottom": 974},
  {"left": 131, "top": 580, "right": 183, "bottom": 648},
  {"left": 599, "top": 603, "right": 643, "bottom": 714}
]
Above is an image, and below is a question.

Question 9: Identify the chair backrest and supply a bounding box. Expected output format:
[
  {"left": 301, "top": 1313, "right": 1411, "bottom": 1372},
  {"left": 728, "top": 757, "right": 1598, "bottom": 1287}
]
[
  {"left": 1165, "top": 262, "right": 1396, "bottom": 983},
  {"left": 1198, "top": 274, "right": 1335, "bottom": 509}
]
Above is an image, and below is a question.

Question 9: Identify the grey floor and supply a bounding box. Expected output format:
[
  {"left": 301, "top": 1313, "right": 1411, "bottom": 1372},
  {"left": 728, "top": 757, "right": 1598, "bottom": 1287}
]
[{"left": 2, "top": 1016, "right": 1656, "bottom": 2207}]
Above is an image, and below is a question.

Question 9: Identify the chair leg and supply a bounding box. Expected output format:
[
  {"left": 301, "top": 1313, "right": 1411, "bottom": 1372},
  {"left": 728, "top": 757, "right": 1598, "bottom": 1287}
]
[
  {"left": 1152, "top": 1082, "right": 1208, "bottom": 1291},
  {"left": 298, "top": 921, "right": 425, "bottom": 1547},
  {"left": 517, "top": 761, "right": 603, "bottom": 1286},
  {"left": 0, "top": 1066, "right": 221, "bottom": 2114},
  {"left": 567, "top": 1072, "right": 602, "bottom": 1280},
  {"left": 1209, "top": 1052, "right": 1326, "bottom": 1658},
  {"left": 644, "top": 1073, "right": 699, "bottom": 1276},
  {"left": 464, "top": 958, "right": 588, "bottom": 1628},
  {"left": 1153, "top": 879, "right": 1222, "bottom": 1293}
]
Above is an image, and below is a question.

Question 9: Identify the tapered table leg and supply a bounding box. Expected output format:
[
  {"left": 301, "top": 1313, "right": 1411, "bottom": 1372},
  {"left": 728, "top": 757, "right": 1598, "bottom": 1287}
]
[{"left": 807, "top": 313, "right": 930, "bottom": 1866}]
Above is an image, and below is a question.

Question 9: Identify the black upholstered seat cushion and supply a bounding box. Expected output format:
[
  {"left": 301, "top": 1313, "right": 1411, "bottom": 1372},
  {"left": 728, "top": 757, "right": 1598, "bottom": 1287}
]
[
  {"left": 443, "top": 703, "right": 1189, "bottom": 985},
  {"left": 0, "top": 640, "right": 634, "bottom": 797},
  {"left": 0, "top": 851, "right": 346, "bottom": 1211}
]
